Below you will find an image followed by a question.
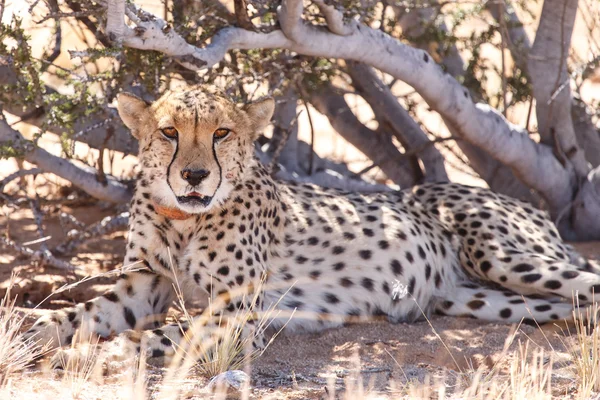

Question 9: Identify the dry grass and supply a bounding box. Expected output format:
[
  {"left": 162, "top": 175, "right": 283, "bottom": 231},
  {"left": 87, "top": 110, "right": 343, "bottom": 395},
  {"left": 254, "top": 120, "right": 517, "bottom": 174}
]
[
  {"left": 560, "top": 300, "right": 600, "bottom": 400},
  {"left": 0, "top": 273, "right": 47, "bottom": 387},
  {"left": 4, "top": 263, "right": 600, "bottom": 399}
]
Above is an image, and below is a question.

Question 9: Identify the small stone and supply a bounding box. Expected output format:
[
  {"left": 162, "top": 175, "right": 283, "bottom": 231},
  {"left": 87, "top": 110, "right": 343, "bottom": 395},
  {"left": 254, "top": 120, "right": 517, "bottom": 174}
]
[{"left": 206, "top": 370, "right": 250, "bottom": 398}]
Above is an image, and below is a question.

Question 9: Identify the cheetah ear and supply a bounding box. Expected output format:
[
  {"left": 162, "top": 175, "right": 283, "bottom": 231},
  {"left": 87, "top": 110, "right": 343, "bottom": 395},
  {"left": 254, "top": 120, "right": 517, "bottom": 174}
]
[
  {"left": 117, "top": 92, "right": 150, "bottom": 139},
  {"left": 243, "top": 97, "right": 274, "bottom": 134}
]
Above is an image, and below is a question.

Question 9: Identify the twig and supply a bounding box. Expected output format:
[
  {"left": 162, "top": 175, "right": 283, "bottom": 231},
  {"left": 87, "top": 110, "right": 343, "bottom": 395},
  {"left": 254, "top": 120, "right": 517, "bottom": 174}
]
[
  {"left": 233, "top": 0, "right": 256, "bottom": 31},
  {"left": 545, "top": 0, "right": 569, "bottom": 112},
  {"left": 402, "top": 136, "right": 461, "bottom": 158},
  {"left": 43, "top": 0, "right": 62, "bottom": 69},
  {"left": 35, "top": 10, "right": 99, "bottom": 24},
  {"left": 59, "top": 211, "right": 86, "bottom": 230},
  {"left": 312, "top": 0, "right": 353, "bottom": 36},
  {"left": 357, "top": 162, "right": 378, "bottom": 176},
  {"left": 28, "top": 0, "right": 43, "bottom": 13},
  {"left": 55, "top": 211, "right": 130, "bottom": 255},
  {"left": 297, "top": 87, "right": 315, "bottom": 175},
  {"left": 0, "top": 168, "right": 42, "bottom": 193},
  {"left": 1, "top": 236, "right": 72, "bottom": 270},
  {"left": 71, "top": 117, "right": 114, "bottom": 140},
  {"left": 525, "top": 95, "right": 534, "bottom": 131},
  {"left": 268, "top": 110, "right": 303, "bottom": 174},
  {"left": 28, "top": 198, "right": 49, "bottom": 252},
  {"left": 497, "top": 1, "right": 508, "bottom": 117}
]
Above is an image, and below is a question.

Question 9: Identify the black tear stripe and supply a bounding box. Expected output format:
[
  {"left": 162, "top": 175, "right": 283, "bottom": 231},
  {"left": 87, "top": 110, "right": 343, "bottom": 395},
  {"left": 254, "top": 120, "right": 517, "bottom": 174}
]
[
  {"left": 212, "top": 140, "right": 223, "bottom": 198},
  {"left": 166, "top": 137, "right": 179, "bottom": 196}
]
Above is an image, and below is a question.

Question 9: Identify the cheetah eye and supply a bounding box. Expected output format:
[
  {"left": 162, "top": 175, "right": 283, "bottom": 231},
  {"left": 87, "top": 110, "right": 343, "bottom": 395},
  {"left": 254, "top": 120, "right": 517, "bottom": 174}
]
[
  {"left": 213, "top": 128, "right": 230, "bottom": 140},
  {"left": 161, "top": 127, "right": 178, "bottom": 139}
]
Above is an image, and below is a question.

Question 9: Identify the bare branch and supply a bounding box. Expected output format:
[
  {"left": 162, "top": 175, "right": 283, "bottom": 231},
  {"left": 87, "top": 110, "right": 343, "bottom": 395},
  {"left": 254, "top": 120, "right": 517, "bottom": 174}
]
[
  {"left": 104, "top": 0, "right": 574, "bottom": 212},
  {"left": 529, "top": 0, "right": 588, "bottom": 176},
  {"left": 0, "top": 168, "right": 42, "bottom": 193},
  {"left": 106, "top": 0, "right": 125, "bottom": 44},
  {"left": 55, "top": 211, "right": 129, "bottom": 255},
  {"left": 233, "top": 0, "right": 256, "bottom": 31},
  {"left": 0, "top": 236, "right": 72, "bottom": 270},
  {"left": 346, "top": 62, "right": 448, "bottom": 183},
  {"left": 0, "top": 120, "right": 132, "bottom": 204},
  {"left": 313, "top": 0, "right": 353, "bottom": 36},
  {"left": 0, "top": 57, "right": 137, "bottom": 154},
  {"left": 306, "top": 84, "right": 418, "bottom": 187}
]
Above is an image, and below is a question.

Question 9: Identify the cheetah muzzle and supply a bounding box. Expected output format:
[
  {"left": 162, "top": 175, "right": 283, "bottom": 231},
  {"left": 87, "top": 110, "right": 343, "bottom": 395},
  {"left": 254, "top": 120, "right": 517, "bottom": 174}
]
[{"left": 23, "top": 86, "right": 600, "bottom": 369}]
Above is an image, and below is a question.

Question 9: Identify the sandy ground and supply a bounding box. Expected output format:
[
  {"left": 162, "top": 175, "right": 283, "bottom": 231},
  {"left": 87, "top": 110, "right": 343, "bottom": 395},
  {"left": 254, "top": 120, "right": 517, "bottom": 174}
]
[{"left": 1, "top": 197, "right": 599, "bottom": 399}]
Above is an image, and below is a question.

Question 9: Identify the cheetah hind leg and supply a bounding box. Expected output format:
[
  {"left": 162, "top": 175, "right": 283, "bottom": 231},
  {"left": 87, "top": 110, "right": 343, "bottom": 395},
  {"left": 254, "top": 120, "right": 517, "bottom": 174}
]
[{"left": 436, "top": 282, "right": 574, "bottom": 324}]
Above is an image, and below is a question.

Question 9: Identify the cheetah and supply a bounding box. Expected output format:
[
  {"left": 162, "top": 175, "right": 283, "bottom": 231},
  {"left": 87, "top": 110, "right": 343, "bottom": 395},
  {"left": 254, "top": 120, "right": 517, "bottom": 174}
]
[{"left": 24, "top": 87, "right": 600, "bottom": 366}]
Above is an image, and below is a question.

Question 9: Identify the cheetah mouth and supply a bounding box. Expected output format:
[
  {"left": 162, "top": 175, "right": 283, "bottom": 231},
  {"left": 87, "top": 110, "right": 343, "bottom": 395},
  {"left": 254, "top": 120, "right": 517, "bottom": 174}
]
[{"left": 177, "top": 192, "right": 213, "bottom": 207}]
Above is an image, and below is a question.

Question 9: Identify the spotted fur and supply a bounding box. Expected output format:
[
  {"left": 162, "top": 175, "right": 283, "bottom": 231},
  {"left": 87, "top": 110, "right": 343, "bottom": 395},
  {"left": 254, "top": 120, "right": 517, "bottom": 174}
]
[{"left": 24, "top": 87, "right": 600, "bottom": 366}]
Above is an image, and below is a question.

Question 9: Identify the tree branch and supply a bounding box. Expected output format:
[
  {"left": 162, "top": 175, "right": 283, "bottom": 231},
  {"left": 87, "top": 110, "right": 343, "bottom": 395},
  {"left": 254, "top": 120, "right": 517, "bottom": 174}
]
[
  {"left": 106, "top": 0, "right": 125, "bottom": 44},
  {"left": 0, "top": 56, "right": 138, "bottom": 154},
  {"left": 0, "top": 120, "right": 132, "bottom": 204},
  {"left": 528, "top": 0, "right": 588, "bottom": 176},
  {"left": 306, "top": 84, "right": 418, "bottom": 187},
  {"left": 102, "top": 0, "right": 574, "bottom": 213},
  {"left": 346, "top": 61, "right": 448, "bottom": 183}
]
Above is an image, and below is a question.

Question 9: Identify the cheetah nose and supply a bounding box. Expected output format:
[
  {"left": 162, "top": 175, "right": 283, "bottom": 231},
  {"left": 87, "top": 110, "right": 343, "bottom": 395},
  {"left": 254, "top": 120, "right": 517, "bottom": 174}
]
[{"left": 181, "top": 168, "right": 211, "bottom": 186}]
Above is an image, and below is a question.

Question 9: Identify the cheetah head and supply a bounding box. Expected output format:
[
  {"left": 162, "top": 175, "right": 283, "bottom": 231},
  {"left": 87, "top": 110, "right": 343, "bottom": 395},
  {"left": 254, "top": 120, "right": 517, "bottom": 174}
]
[{"left": 117, "top": 88, "right": 274, "bottom": 214}]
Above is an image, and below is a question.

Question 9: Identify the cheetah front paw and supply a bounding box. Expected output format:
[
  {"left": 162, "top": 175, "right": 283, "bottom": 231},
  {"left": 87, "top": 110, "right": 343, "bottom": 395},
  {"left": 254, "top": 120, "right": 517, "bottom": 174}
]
[{"left": 23, "top": 310, "right": 80, "bottom": 352}]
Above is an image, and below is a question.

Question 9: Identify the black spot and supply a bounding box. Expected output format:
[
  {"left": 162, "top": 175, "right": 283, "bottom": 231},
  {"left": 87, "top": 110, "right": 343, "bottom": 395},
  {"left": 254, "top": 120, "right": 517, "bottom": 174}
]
[
  {"left": 296, "top": 255, "right": 308, "bottom": 264},
  {"left": 358, "top": 250, "right": 372, "bottom": 260},
  {"left": 378, "top": 240, "right": 389, "bottom": 250},
  {"left": 499, "top": 308, "right": 512, "bottom": 319},
  {"left": 332, "top": 246, "right": 345, "bottom": 255},
  {"left": 561, "top": 270, "right": 579, "bottom": 279},
  {"left": 467, "top": 300, "right": 485, "bottom": 310},
  {"left": 480, "top": 261, "right": 492, "bottom": 274},
  {"left": 390, "top": 259, "right": 403, "bottom": 276},
  {"left": 512, "top": 263, "right": 535, "bottom": 273},
  {"left": 340, "top": 277, "right": 353, "bottom": 287},
  {"left": 123, "top": 307, "right": 136, "bottom": 328},
  {"left": 407, "top": 277, "right": 416, "bottom": 295},
  {"left": 434, "top": 272, "right": 442, "bottom": 288},
  {"left": 534, "top": 304, "right": 552, "bottom": 312},
  {"left": 324, "top": 293, "right": 340, "bottom": 304},
  {"left": 521, "top": 273, "right": 542, "bottom": 283},
  {"left": 151, "top": 349, "right": 165, "bottom": 358},
  {"left": 333, "top": 262, "right": 345, "bottom": 271},
  {"left": 544, "top": 280, "right": 562, "bottom": 290},
  {"left": 440, "top": 300, "right": 454, "bottom": 310},
  {"left": 362, "top": 278, "right": 375, "bottom": 291},
  {"left": 418, "top": 245, "right": 426, "bottom": 260},
  {"left": 307, "top": 237, "right": 319, "bottom": 245},
  {"left": 217, "top": 266, "right": 230, "bottom": 276},
  {"left": 103, "top": 292, "right": 119, "bottom": 302}
]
